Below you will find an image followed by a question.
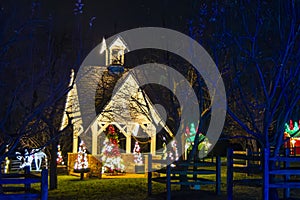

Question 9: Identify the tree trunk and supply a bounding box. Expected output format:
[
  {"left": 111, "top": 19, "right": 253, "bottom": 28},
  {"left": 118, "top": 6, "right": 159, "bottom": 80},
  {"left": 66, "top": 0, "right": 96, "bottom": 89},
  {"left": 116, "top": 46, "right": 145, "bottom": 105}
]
[
  {"left": 247, "top": 139, "right": 258, "bottom": 153},
  {"left": 50, "top": 140, "right": 58, "bottom": 190}
]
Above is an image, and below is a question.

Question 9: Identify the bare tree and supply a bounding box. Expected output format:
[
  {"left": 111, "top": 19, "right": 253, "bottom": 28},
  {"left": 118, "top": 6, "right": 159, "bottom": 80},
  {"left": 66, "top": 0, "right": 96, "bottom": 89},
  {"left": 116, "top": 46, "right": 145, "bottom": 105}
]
[
  {"left": 0, "top": 1, "right": 79, "bottom": 190},
  {"left": 190, "top": 1, "right": 300, "bottom": 153}
]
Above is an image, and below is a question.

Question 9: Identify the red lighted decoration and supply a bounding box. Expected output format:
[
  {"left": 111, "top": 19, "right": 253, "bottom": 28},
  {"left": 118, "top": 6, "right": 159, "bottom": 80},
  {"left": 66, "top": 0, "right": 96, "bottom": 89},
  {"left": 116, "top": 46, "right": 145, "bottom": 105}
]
[
  {"left": 284, "top": 120, "right": 300, "bottom": 155},
  {"left": 100, "top": 125, "right": 125, "bottom": 174}
]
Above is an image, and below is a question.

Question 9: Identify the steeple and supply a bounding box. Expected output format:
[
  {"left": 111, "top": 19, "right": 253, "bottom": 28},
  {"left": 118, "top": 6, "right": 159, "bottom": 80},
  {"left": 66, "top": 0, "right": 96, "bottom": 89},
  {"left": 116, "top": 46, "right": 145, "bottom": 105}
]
[{"left": 100, "top": 36, "right": 129, "bottom": 66}]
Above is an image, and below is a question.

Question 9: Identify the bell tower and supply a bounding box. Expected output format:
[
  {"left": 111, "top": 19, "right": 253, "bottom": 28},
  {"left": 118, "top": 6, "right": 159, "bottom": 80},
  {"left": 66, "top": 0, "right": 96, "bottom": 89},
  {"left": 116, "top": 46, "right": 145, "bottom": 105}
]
[{"left": 100, "top": 36, "right": 129, "bottom": 66}]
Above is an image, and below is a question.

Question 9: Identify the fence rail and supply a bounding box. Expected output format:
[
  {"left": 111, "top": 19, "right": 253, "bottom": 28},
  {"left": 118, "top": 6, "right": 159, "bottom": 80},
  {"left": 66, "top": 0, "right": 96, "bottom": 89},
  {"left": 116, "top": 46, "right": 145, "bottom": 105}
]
[
  {"left": 0, "top": 167, "right": 48, "bottom": 200},
  {"left": 147, "top": 154, "right": 221, "bottom": 200},
  {"left": 227, "top": 148, "right": 263, "bottom": 200},
  {"left": 227, "top": 148, "right": 300, "bottom": 200},
  {"left": 264, "top": 148, "right": 300, "bottom": 199}
]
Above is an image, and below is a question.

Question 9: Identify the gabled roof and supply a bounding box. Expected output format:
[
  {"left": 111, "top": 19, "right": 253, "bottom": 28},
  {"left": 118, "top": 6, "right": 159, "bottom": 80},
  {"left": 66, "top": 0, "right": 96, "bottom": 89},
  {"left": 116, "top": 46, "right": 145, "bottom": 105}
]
[
  {"left": 108, "top": 36, "right": 129, "bottom": 51},
  {"left": 93, "top": 71, "right": 173, "bottom": 137},
  {"left": 61, "top": 66, "right": 174, "bottom": 138}
]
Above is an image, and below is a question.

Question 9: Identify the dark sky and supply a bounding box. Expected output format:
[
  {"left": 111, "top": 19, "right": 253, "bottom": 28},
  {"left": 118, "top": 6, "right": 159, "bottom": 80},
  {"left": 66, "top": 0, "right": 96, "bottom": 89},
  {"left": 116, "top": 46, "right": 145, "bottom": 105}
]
[
  {"left": 0, "top": 0, "right": 196, "bottom": 133},
  {"left": 0, "top": 0, "right": 196, "bottom": 77},
  {"left": 44, "top": 0, "right": 194, "bottom": 37},
  {"left": 1, "top": 0, "right": 195, "bottom": 46}
]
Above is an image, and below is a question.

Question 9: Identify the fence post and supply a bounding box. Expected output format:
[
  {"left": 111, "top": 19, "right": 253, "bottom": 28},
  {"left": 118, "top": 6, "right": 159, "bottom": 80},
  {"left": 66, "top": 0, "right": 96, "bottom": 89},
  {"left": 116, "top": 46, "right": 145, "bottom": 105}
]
[
  {"left": 246, "top": 148, "right": 250, "bottom": 176},
  {"left": 227, "top": 148, "right": 233, "bottom": 200},
  {"left": 41, "top": 169, "right": 48, "bottom": 200},
  {"left": 166, "top": 155, "right": 171, "bottom": 200},
  {"left": 258, "top": 148, "right": 261, "bottom": 166},
  {"left": 263, "top": 148, "right": 269, "bottom": 200},
  {"left": 284, "top": 148, "right": 290, "bottom": 199},
  {"left": 24, "top": 166, "right": 30, "bottom": 192},
  {"left": 216, "top": 155, "right": 221, "bottom": 195},
  {"left": 246, "top": 148, "right": 249, "bottom": 168},
  {"left": 147, "top": 154, "right": 152, "bottom": 196}
]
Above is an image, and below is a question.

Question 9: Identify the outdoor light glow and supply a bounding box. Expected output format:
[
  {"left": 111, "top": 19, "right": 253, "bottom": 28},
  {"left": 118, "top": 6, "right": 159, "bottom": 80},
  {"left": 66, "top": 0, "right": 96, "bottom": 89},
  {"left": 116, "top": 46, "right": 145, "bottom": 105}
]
[{"left": 291, "top": 139, "right": 296, "bottom": 147}]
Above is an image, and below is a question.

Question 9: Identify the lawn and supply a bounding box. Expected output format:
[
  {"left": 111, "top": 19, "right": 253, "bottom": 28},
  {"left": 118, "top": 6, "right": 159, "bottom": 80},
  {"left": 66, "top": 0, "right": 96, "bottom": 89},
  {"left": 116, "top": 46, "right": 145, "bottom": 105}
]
[
  {"left": 47, "top": 166, "right": 300, "bottom": 200},
  {"left": 48, "top": 175, "right": 158, "bottom": 200}
]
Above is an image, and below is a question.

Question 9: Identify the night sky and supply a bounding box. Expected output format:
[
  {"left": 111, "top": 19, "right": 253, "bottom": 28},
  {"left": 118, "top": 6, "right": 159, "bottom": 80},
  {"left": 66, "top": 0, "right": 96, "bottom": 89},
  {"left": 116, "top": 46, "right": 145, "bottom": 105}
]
[
  {"left": 0, "top": 0, "right": 198, "bottom": 136},
  {"left": 1, "top": 0, "right": 197, "bottom": 71},
  {"left": 27, "top": 0, "right": 194, "bottom": 37},
  {"left": 1, "top": 1, "right": 195, "bottom": 61}
]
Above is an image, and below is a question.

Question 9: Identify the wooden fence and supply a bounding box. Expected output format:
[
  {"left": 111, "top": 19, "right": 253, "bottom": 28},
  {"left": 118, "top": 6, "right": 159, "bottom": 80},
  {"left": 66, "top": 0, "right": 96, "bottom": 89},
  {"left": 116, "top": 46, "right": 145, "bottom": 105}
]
[
  {"left": 227, "top": 148, "right": 300, "bottom": 199},
  {"left": 0, "top": 167, "right": 48, "bottom": 200},
  {"left": 227, "top": 148, "right": 263, "bottom": 200},
  {"left": 264, "top": 148, "right": 300, "bottom": 199},
  {"left": 147, "top": 154, "right": 221, "bottom": 200}
]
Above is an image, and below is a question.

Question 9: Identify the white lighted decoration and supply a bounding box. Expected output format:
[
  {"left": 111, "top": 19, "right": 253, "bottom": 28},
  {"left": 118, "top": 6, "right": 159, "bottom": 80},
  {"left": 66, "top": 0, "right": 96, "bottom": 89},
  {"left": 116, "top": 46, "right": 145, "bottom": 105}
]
[
  {"left": 171, "top": 140, "right": 179, "bottom": 161},
  {"left": 16, "top": 148, "right": 47, "bottom": 171},
  {"left": 133, "top": 141, "right": 143, "bottom": 165},
  {"left": 57, "top": 144, "right": 64, "bottom": 165},
  {"left": 74, "top": 141, "right": 89, "bottom": 170},
  {"left": 34, "top": 150, "right": 47, "bottom": 171}
]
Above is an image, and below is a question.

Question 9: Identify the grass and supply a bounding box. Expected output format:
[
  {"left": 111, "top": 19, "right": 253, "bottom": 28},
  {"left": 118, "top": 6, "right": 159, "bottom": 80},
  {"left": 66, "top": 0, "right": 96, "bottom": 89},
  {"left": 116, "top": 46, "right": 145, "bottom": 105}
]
[
  {"left": 45, "top": 166, "right": 300, "bottom": 200},
  {"left": 48, "top": 175, "right": 160, "bottom": 200},
  {"left": 14, "top": 158, "right": 300, "bottom": 199}
]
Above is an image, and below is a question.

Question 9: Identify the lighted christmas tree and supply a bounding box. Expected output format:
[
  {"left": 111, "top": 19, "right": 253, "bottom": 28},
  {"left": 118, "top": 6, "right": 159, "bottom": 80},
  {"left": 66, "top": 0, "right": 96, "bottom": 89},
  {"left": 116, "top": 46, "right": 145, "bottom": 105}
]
[
  {"left": 285, "top": 120, "right": 300, "bottom": 137},
  {"left": 162, "top": 142, "right": 167, "bottom": 160},
  {"left": 184, "top": 122, "right": 211, "bottom": 158},
  {"left": 74, "top": 140, "right": 89, "bottom": 171},
  {"left": 185, "top": 123, "right": 200, "bottom": 150},
  {"left": 101, "top": 125, "right": 125, "bottom": 174},
  {"left": 57, "top": 144, "right": 64, "bottom": 165},
  {"left": 133, "top": 141, "right": 143, "bottom": 165},
  {"left": 170, "top": 140, "right": 179, "bottom": 161}
]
